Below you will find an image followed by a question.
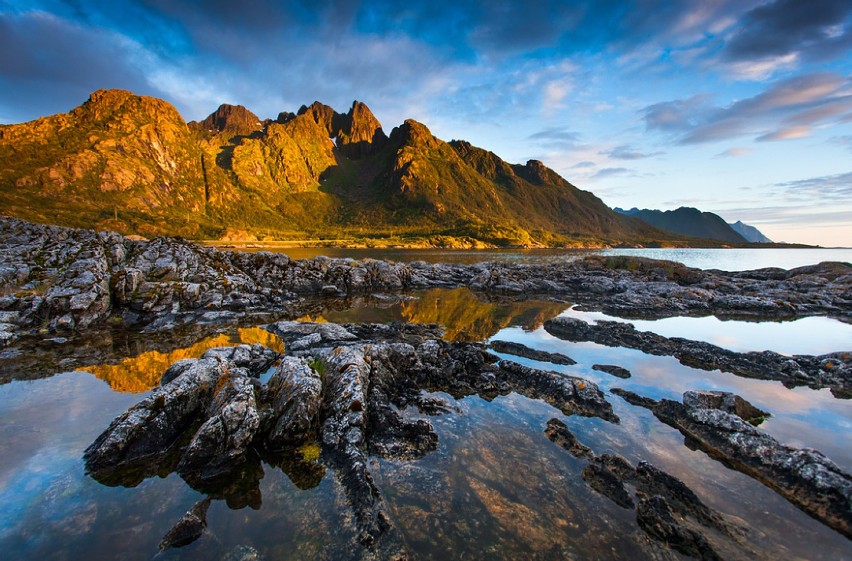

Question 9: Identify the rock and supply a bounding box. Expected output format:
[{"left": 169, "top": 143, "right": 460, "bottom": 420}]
[
  {"left": 682, "top": 390, "right": 770, "bottom": 425},
  {"left": 498, "top": 360, "right": 619, "bottom": 422},
  {"left": 582, "top": 463, "right": 634, "bottom": 508},
  {"left": 610, "top": 388, "right": 659, "bottom": 409},
  {"left": 636, "top": 495, "right": 722, "bottom": 561},
  {"left": 221, "top": 545, "right": 264, "bottom": 561},
  {"left": 159, "top": 498, "right": 212, "bottom": 551},
  {"left": 544, "top": 418, "right": 593, "bottom": 459},
  {"left": 545, "top": 316, "right": 851, "bottom": 396},
  {"left": 263, "top": 357, "right": 323, "bottom": 448},
  {"left": 489, "top": 339, "right": 576, "bottom": 365},
  {"left": 592, "top": 364, "right": 631, "bottom": 378},
  {"left": 652, "top": 396, "right": 852, "bottom": 539},
  {"left": 177, "top": 368, "right": 261, "bottom": 485},
  {"left": 83, "top": 356, "right": 226, "bottom": 485}
]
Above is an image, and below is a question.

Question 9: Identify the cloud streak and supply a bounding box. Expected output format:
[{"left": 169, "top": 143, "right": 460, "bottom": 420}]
[{"left": 643, "top": 72, "right": 852, "bottom": 144}]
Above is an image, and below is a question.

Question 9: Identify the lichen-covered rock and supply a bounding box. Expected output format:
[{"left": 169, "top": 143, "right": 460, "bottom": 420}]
[
  {"left": 83, "top": 356, "right": 226, "bottom": 484},
  {"left": 177, "top": 369, "right": 261, "bottom": 484}
]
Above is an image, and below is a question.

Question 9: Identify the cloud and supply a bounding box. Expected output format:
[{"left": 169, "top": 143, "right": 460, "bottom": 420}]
[
  {"left": 570, "top": 160, "right": 596, "bottom": 169},
  {"left": 0, "top": 10, "right": 159, "bottom": 121},
  {"left": 591, "top": 167, "right": 632, "bottom": 179},
  {"left": 643, "top": 72, "right": 852, "bottom": 144},
  {"left": 770, "top": 171, "right": 852, "bottom": 202},
  {"left": 642, "top": 95, "right": 710, "bottom": 133},
  {"left": 715, "top": 147, "right": 752, "bottom": 158},
  {"left": 723, "top": 0, "right": 852, "bottom": 63},
  {"left": 600, "top": 144, "right": 663, "bottom": 160},
  {"left": 757, "top": 126, "right": 811, "bottom": 142},
  {"left": 527, "top": 127, "right": 583, "bottom": 149}
]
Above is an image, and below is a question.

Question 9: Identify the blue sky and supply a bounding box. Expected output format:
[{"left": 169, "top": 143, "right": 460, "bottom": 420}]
[{"left": 1, "top": 0, "right": 851, "bottom": 245}]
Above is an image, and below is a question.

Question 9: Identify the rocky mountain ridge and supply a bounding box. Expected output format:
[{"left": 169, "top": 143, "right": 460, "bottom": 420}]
[
  {"left": 616, "top": 207, "right": 749, "bottom": 244},
  {"left": 1, "top": 89, "right": 714, "bottom": 247},
  {"left": 730, "top": 220, "right": 773, "bottom": 243}
]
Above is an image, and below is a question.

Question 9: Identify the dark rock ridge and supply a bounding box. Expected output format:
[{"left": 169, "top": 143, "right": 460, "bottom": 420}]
[
  {"left": 545, "top": 418, "right": 754, "bottom": 560},
  {"left": 2, "top": 216, "right": 850, "bottom": 350},
  {"left": 544, "top": 316, "right": 852, "bottom": 397},
  {"left": 610, "top": 389, "right": 852, "bottom": 539},
  {"left": 84, "top": 321, "right": 617, "bottom": 559},
  {"left": 592, "top": 364, "right": 631, "bottom": 378},
  {"left": 488, "top": 339, "right": 576, "bottom": 365}
]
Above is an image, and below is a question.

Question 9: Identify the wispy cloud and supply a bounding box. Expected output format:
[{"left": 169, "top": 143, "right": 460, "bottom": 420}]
[
  {"left": 599, "top": 144, "right": 663, "bottom": 160},
  {"left": 591, "top": 167, "right": 632, "bottom": 179},
  {"left": 715, "top": 147, "right": 752, "bottom": 158},
  {"left": 769, "top": 171, "right": 852, "bottom": 202},
  {"left": 643, "top": 72, "right": 852, "bottom": 144}
]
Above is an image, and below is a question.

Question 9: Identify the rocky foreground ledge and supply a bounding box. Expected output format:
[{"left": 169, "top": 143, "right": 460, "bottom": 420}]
[
  {"left": 84, "top": 321, "right": 618, "bottom": 560},
  {"left": 1, "top": 216, "right": 850, "bottom": 349},
  {"left": 82, "top": 321, "right": 852, "bottom": 560}
]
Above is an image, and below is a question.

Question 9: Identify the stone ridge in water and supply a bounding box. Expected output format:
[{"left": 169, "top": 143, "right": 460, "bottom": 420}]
[
  {"left": 544, "top": 316, "right": 852, "bottom": 397},
  {"left": 545, "top": 417, "right": 754, "bottom": 560},
  {"left": 609, "top": 388, "right": 852, "bottom": 540},
  {"left": 83, "top": 321, "right": 618, "bottom": 558},
  {"left": 1, "top": 216, "right": 849, "bottom": 349}
]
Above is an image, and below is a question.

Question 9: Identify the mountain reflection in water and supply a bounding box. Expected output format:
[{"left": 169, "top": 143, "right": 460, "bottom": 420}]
[
  {"left": 311, "top": 288, "right": 569, "bottom": 342},
  {"left": 78, "top": 327, "right": 285, "bottom": 393}
]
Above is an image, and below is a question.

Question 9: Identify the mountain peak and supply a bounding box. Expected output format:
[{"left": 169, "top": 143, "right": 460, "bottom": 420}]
[
  {"left": 390, "top": 119, "right": 439, "bottom": 149},
  {"left": 75, "top": 89, "right": 184, "bottom": 126},
  {"left": 338, "top": 100, "right": 386, "bottom": 157},
  {"left": 197, "top": 104, "right": 261, "bottom": 134}
]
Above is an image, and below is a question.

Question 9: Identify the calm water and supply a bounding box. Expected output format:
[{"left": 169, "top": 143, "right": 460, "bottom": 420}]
[
  {"left": 1, "top": 286, "right": 850, "bottom": 560},
  {"left": 224, "top": 245, "right": 852, "bottom": 271}
]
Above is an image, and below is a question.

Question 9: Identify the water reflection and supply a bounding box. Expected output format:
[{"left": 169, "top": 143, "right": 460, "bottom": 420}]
[
  {"left": 1, "top": 287, "right": 851, "bottom": 560},
  {"left": 314, "top": 288, "right": 569, "bottom": 342},
  {"left": 561, "top": 307, "right": 852, "bottom": 356},
  {"left": 77, "top": 328, "right": 284, "bottom": 393}
]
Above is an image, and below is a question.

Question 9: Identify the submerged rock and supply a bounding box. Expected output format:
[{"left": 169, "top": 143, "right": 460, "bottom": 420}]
[
  {"left": 544, "top": 417, "right": 752, "bottom": 560},
  {"left": 159, "top": 498, "right": 212, "bottom": 551}
]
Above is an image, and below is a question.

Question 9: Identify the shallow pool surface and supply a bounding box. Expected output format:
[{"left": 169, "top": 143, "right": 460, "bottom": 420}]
[{"left": 0, "top": 288, "right": 850, "bottom": 560}]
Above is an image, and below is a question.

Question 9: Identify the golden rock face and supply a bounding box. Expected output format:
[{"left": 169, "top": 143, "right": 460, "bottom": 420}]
[{"left": 0, "top": 88, "right": 673, "bottom": 247}]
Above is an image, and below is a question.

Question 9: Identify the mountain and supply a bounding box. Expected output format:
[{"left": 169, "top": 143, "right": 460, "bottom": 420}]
[
  {"left": 615, "top": 207, "right": 747, "bottom": 244},
  {"left": 0, "top": 89, "right": 685, "bottom": 247},
  {"left": 729, "top": 220, "right": 773, "bottom": 243}
]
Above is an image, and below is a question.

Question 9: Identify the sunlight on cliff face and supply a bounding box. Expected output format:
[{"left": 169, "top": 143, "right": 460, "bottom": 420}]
[{"left": 78, "top": 327, "right": 283, "bottom": 393}]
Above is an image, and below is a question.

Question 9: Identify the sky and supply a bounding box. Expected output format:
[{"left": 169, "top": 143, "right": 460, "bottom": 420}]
[{"left": 1, "top": 0, "right": 851, "bottom": 246}]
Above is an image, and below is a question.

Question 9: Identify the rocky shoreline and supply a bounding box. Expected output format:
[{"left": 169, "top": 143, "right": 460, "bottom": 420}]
[
  {"left": 2, "top": 216, "right": 852, "bottom": 559},
  {"left": 1, "top": 215, "right": 850, "bottom": 350}
]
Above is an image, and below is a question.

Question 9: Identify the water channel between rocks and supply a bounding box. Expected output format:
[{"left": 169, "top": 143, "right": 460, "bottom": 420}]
[{"left": 0, "top": 287, "right": 850, "bottom": 561}]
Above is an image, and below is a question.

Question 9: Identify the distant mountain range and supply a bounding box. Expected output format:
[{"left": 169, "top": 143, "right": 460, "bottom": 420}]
[
  {"left": 729, "top": 220, "right": 773, "bottom": 243},
  {"left": 615, "top": 207, "right": 772, "bottom": 245},
  {"left": 0, "top": 89, "right": 757, "bottom": 247}
]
